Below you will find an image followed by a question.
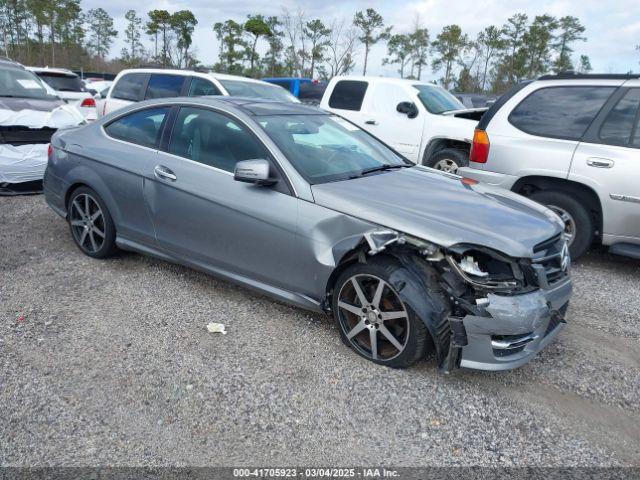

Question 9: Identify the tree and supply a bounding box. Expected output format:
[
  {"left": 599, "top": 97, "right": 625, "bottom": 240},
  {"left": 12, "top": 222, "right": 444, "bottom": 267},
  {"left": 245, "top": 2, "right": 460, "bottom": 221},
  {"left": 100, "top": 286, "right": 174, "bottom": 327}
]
[
  {"left": 578, "top": 54, "right": 592, "bottom": 73},
  {"left": 408, "top": 22, "right": 429, "bottom": 79},
  {"left": 244, "top": 15, "right": 271, "bottom": 76},
  {"left": 353, "top": 8, "right": 390, "bottom": 75},
  {"left": 263, "top": 16, "right": 284, "bottom": 76},
  {"left": 86, "top": 8, "right": 117, "bottom": 60},
  {"left": 553, "top": 16, "right": 585, "bottom": 72},
  {"left": 303, "top": 19, "right": 331, "bottom": 78},
  {"left": 213, "top": 19, "right": 245, "bottom": 74},
  {"left": 431, "top": 24, "right": 469, "bottom": 89},
  {"left": 476, "top": 25, "right": 505, "bottom": 91},
  {"left": 320, "top": 18, "right": 357, "bottom": 79},
  {"left": 383, "top": 34, "right": 411, "bottom": 78},
  {"left": 147, "top": 9, "right": 172, "bottom": 66},
  {"left": 502, "top": 13, "right": 528, "bottom": 84},
  {"left": 122, "top": 10, "right": 143, "bottom": 66},
  {"left": 522, "top": 14, "right": 558, "bottom": 77},
  {"left": 172, "top": 10, "right": 197, "bottom": 68}
]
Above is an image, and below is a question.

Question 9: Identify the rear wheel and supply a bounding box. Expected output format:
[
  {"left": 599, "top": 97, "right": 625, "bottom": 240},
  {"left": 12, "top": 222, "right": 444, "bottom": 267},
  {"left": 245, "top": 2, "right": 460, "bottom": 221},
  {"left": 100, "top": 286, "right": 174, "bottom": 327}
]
[
  {"left": 529, "top": 190, "right": 593, "bottom": 259},
  {"left": 332, "top": 258, "right": 431, "bottom": 368},
  {"left": 426, "top": 148, "right": 469, "bottom": 173},
  {"left": 67, "top": 187, "right": 117, "bottom": 258}
]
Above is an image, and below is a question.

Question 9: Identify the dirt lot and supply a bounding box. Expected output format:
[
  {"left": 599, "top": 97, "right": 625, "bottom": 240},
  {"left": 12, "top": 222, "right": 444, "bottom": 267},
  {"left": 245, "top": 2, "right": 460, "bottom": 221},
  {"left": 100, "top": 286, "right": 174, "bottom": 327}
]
[{"left": 1, "top": 194, "right": 639, "bottom": 467}]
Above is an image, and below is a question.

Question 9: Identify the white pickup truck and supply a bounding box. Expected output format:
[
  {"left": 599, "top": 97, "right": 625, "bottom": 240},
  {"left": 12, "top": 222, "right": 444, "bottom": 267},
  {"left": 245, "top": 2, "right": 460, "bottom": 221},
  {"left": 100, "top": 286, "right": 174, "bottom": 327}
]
[{"left": 319, "top": 76, "right": 485, "bottom": 172}]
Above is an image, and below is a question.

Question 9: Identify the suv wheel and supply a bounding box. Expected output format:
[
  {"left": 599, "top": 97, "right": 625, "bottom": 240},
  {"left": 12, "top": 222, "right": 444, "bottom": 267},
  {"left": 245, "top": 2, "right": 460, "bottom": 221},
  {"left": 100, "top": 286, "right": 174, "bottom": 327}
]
[
  {"left": 427, "top": 148, "right": 468, "bottom": 173},
  {"left": 332, "top": 257, "right": 431, "bottom": 368},
  {"left": 530, "top": 190, "right": 594, "bottom": 260}
]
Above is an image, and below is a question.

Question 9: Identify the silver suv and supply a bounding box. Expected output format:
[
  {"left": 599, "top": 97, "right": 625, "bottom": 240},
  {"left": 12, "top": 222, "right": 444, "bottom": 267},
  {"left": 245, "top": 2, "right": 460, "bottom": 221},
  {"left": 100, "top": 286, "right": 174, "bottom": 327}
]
[{"left": 459, "top": 73, "right": 640, "bottom": 259}]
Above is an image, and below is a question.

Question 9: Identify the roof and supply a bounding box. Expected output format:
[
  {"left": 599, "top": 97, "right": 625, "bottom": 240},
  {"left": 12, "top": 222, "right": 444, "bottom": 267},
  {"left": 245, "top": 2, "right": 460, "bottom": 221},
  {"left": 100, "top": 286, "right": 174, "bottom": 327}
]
[
  {"left": 213, "top": 97, "right": 325, "bottom": 116},
  {"left": 262, "top": 77, "right": 313, "bottom": 82},
  {"left": 331, "top": 75, "right": 441, "bottom": 88},
  {"left": 0, "top": 58, "right": 24, "bottom": 70},
  {"left": 117, "top": 68, "right": 276, "bottom": 86},
  {"left": 538, "top": 73, "right": 640, "bottom": 80},
  {"left": 27, "top": 66, "right": 77, "bottom": 76}
]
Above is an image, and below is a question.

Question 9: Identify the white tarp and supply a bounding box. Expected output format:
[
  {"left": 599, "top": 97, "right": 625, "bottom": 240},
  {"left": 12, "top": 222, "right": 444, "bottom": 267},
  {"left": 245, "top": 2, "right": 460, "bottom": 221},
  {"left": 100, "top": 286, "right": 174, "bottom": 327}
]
[
  {"left": 0, "top": 144, "right": 49, "bottom": 183},
  {"left": 0, "top": 105, "right": 85, "bottom": 185}
]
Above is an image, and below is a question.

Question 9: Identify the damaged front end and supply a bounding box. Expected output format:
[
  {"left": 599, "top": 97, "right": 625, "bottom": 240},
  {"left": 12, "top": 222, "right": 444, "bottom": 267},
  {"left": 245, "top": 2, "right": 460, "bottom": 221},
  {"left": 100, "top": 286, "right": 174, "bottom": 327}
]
[{"left": 361, "top": 229, "right": 572, "bottom": 373}]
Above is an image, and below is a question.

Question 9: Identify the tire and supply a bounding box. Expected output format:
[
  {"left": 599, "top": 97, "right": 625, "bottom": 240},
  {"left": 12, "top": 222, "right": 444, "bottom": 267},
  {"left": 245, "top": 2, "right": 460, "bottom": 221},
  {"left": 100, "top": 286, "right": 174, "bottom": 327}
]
[
  {"left": 331, "top": 256, "right": 431, "bottom": 369},
  {"left": 426, "top": 148, "right": 469, "bottom": 173},
  {"left": 67, "top": 186, "right": 117, "bottom": 258},
  {"left": 529, "top": 190, "right": 593, "bottom": 260}
]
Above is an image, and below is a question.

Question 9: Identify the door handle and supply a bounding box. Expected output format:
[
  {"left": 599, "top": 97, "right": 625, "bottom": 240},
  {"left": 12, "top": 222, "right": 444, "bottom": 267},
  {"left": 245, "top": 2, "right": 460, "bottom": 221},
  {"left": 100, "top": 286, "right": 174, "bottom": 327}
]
[
  {"left": 586, "top": 157, "right": 614, "bottom": 168},
  {"left": 154, "top": 165, "right": 177, "bottom": 181},
  {"left": 364, "top": 120, "right": 378, "bottom": 125}
]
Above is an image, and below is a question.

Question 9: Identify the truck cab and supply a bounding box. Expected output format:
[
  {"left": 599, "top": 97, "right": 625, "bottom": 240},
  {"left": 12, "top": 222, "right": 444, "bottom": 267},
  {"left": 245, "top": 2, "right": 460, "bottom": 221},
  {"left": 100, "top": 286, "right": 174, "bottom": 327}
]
[{"left": 319, "top": 76, "right": 484, "bottom": 171}]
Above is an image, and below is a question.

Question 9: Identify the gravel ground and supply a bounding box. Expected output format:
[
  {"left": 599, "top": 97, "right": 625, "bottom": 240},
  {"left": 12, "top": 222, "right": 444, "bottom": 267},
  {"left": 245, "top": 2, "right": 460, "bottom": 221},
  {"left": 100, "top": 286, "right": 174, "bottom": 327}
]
[{"left": 1, "top": 194, "right": 639, "bottom": 467}]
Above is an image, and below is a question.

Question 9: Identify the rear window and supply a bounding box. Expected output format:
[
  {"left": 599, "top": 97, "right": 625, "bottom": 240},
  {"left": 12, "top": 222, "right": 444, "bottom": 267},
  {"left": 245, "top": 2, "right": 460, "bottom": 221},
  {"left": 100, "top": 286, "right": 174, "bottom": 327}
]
[
  {"left": 188, "top": 77, "right": 222, "bottom": 96},
  {"left": 145, "top": 74, "right": 185, "bottom": 100},
  {"left": 328, "top": 80, "right": 368, "bottom": 111},
  {"left": 299, "top": 82, "right": 326, "bottom": 103},
  {"left": 509, "top": 86, "right": 615, "bottom": 140},
  {"left": 111, "top": 73, "right": 147, "bottom": 101},
  {"left": 35, "top": 72, "right": 83, "bottom": 92},
  {"left": 105, "top": 106, "right": 169, "bottom": 149}
]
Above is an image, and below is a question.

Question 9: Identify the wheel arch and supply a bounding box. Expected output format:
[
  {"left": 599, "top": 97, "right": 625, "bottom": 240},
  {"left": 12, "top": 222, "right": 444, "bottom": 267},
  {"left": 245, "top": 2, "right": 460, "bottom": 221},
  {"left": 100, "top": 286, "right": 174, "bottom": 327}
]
[
  {"left": 422, "top": 137, "right": 471, "bottom": 165},
  {"left": 511, "top": 176, "right": 603, "bottom": 236},
  {"left": 63, "top": 167, "right": 122, "bottom": 227}
]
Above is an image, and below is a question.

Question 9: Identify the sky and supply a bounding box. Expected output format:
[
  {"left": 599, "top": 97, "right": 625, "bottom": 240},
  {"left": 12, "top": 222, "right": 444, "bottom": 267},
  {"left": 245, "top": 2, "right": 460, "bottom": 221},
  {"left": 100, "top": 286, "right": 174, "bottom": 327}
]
[{"left": 95, "top": 0, "right": 640, "bottom": 80}]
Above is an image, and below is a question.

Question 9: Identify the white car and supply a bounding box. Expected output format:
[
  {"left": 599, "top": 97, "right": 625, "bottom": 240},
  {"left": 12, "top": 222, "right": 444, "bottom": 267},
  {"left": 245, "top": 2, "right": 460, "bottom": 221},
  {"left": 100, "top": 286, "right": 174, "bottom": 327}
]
[
  {"left": 459, "top": 73, "right": 640, "bottom": 260},
  {"left": 97, "top": 69, "right": 299, "bottom": 117},
  {"left": 26, "top": 67, "right": 96, "bottom": 121},
  {"left": 319, "top": 76, "right": 485, "bottom": 170}
]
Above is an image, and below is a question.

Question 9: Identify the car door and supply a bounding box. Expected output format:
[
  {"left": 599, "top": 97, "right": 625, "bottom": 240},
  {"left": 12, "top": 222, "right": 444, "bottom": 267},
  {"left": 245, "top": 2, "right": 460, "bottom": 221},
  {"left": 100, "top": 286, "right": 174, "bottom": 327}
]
[
  {"left": 570, "top": 84, "right": 640, "bottom": 243},
  {"left": 93, "top": 105, "right": 171, "bottom": 245},
  {"left": 360, "top": 81, "right": 425, "bottom": 162},
  {"left": 143, "top": 105, "right": 300, "bottom": 290}
]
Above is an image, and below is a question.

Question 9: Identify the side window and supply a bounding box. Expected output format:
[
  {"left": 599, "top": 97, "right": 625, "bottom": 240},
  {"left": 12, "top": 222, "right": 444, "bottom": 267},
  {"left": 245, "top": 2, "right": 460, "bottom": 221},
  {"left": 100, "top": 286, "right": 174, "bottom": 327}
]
[
  {"left": 105, "top": 107, "right": 169, "bottom": 149},
  {"left": 188, "top": 77, "right": 222, "bottom": 97},
  {"left": 371, "top": 83, "right": 413, "bottom": 115},
  {"left": 328, "top": 80, "right": 368, "bottom": 111},
  {"left": 145, "top": 74, "right": 185, "bottom": 100},
  {"left": 111, "top": 73, "right": 147, "bottom": 101},
  {"left": 599, "top": 88, "right": 640, "bottom": 147},
  {"left": 168, "top": 107, "right": 269, "bottom": 173},
  {"left": 509, "top": 86, "right": 615, "bottom": 140}
]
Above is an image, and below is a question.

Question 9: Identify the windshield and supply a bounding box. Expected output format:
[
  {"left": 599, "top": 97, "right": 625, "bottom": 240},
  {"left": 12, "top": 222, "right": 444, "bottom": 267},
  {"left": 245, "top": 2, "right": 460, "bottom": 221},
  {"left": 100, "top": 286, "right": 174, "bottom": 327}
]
[
  {"left": 35, "top": 72, "right": 84, "bottom": 92},
  {"left": 219, "top": 79, "right": 299, "bottom": 103},
  {"left": 258, "top": 114, "right": 411, "bottom": 184},
  {"left": 413, "top": 84, "right": 465, "bottom": 114},
  {"left": 0, "top": 68, "right": 54, "bottom": 99}
]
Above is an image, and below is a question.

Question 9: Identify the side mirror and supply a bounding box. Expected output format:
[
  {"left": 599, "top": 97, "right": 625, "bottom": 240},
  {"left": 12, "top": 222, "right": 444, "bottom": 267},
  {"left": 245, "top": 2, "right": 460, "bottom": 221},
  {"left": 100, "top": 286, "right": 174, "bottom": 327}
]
[
  {"left": 234, "top": 159, "right": 278, "bottom": 186},
  {"left": 396, "top": 101, "right": 419, "bottom": 119}
]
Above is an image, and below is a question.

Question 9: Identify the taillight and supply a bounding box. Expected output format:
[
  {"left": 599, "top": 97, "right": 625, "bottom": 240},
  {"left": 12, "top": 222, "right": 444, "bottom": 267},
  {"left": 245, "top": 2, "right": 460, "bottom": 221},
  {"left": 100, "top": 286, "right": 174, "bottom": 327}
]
[
  {"left": 469, "top": 129, "right": 490, "bottom": 164},
  {"left": 80, "top": 97, "right": 96, "bottom": 107},
  {"left": 47, "top": 144, "right": 53, "bottom": 159}
]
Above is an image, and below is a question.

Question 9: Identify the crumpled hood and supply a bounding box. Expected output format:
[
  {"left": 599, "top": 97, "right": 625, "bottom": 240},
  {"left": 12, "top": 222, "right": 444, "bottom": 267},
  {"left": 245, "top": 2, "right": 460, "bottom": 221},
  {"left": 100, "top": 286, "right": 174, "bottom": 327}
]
[{"left": 311, "top": 166, "right": 563, "bottom": 259}]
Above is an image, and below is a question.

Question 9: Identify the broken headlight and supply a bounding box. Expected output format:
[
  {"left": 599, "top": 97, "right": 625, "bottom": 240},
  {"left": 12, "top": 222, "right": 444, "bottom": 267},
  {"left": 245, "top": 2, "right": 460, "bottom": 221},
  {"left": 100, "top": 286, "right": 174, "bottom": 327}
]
[{"left": 446, "top": 246, "right": 523, "bottom": 290}]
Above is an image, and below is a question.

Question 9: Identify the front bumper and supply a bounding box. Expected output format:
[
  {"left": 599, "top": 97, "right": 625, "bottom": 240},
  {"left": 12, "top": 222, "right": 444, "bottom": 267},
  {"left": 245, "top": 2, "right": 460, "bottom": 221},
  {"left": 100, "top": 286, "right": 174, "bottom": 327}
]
[{"left": 459, "top": 277, "right": 572, "bottom": 371}]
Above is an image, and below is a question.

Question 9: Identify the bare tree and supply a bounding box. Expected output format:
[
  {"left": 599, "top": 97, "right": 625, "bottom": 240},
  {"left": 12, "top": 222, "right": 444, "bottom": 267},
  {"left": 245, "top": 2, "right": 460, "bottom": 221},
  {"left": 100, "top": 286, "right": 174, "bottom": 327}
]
[
  {"left": 320, "top": 18, "right": 358, "bottom": 79},
  {"left": 281, "top": 7, "right": 302, "bottom": 76}
]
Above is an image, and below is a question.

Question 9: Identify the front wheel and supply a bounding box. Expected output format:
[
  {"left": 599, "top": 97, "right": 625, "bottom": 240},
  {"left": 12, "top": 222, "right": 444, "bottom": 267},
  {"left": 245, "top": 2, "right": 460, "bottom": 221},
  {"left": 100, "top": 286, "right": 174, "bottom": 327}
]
[
  {"left": 426, "top": 148, "right": 469, "bottom": 173},
  {"left": 332, "top": 258, "right": 431, "bottom": 368},
  {"left": 529, "top": 190, "right": 594, "bottom": 260}
]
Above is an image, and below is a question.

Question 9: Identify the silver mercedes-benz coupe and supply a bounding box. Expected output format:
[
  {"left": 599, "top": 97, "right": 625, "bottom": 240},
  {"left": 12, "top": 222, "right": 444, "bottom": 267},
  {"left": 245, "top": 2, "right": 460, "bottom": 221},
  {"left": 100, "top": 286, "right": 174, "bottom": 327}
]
[{"left": 44, "top": 97, "right": 572, "bottom": 372}]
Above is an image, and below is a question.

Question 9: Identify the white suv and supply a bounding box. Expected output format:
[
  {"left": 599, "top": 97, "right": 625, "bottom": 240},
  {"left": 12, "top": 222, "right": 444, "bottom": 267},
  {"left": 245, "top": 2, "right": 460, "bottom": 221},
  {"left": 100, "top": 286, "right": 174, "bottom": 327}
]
[
  {"left": 98, "top": 69, "right": 298, "bottom": 117},
  {"left": 459, "top": 73, "right": 640, "bottom": 259}
]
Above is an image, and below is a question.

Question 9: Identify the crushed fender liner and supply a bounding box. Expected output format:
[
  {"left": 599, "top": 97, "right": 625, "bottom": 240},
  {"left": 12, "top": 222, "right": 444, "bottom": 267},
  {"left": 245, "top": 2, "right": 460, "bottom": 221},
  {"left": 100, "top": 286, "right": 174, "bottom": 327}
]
[{"left": 0, "top": 106, "right": 84, "bottom": 195}]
